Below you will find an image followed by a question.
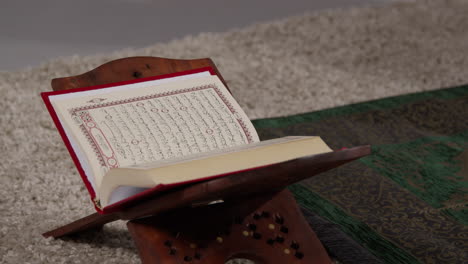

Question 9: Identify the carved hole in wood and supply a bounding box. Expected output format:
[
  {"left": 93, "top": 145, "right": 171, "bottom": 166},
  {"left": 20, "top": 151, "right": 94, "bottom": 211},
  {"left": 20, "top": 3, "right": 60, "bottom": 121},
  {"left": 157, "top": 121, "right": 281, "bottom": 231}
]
[
  {"left": 162, "top": 197, "right": 307, "bottom": 263},
  {"left": 133, "top": 71, "right": 142, "bottom": 78},
  {"left": 45, "top": 58, "right": 338, "bottom": 264}
]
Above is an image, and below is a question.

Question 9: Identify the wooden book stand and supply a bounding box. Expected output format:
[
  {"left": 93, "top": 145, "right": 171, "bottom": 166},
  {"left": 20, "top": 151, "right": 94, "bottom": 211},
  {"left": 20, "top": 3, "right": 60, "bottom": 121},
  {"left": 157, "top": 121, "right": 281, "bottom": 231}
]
[{"left": 43, "top": 57, "right": 370, "bottom": 264}]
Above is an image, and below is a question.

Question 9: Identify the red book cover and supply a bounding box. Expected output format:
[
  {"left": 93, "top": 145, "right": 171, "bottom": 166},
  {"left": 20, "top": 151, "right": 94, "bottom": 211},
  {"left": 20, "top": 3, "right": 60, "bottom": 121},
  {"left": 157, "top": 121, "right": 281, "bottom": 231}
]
[{"left": 41, "top": 67, "right": 219, "bottom": 214}]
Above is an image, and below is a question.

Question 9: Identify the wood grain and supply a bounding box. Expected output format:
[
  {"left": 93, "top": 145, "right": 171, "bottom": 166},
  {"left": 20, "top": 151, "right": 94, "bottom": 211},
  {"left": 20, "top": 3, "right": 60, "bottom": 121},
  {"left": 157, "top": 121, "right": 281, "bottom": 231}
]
[
  {"left": 128, "top": 190, "right": 332, "bottom": 264},
  {"left": 51, "top": 57, "right": 228, "bottom": 91},
  {"left": 43, "top": 56, "right": 369, "bottom": 263},
  {"left": 43, "top": 143, "right": 369, "bottom": 238}
]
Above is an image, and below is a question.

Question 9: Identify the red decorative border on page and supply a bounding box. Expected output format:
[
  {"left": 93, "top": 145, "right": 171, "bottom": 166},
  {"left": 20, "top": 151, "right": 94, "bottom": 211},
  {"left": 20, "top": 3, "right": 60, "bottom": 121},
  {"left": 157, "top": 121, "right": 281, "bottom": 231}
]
[
  {"left": 68, "top": 84, "right": 255, "bottom": 171},
  {"left": 41, "top": 67, "right": 218, "bottom": 213},
  {"left": 74, "top": 111, "right": 119, "bottom": 169}
]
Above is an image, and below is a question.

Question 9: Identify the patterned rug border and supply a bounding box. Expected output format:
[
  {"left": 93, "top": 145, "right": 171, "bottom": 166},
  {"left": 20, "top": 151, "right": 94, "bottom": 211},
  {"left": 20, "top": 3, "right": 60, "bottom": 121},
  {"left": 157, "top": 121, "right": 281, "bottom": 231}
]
[
  {"left": 252, "top": 85, "right": 468, "bottom": 129},
  {"left": 252, "top": 85, "right": 468, "bottom": 263},
  {"left": 289, "top": 184, "right": 421, "bottom": 264},
  {"left": 360, "top": 131, "right": 468, "bottom": 225}
]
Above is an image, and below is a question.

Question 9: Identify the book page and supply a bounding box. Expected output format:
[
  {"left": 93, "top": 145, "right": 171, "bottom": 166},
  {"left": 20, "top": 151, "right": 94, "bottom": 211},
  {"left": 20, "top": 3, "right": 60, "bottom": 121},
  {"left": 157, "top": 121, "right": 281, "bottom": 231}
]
[
  {"left": 127, "top": 136, "right": 314, "bottom": 170},
  {"left": 102, "top": 136, "right": 331, "bottom": 207},
  {"left": 51, "top": 71, "right": 211, "bottom": 100},
  {"left": 49, "top": 71, "right": 211, "bottom": 191},
  {"left": 51, "top": 75, "right": 259, "bottom": 190}
]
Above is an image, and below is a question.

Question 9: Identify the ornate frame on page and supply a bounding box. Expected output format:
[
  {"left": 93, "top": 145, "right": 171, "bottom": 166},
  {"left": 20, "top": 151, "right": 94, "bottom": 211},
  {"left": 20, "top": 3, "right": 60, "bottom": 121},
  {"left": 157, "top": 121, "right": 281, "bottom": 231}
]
[{"left": 43, "top": 56, "right": 369, "bottom": 264}]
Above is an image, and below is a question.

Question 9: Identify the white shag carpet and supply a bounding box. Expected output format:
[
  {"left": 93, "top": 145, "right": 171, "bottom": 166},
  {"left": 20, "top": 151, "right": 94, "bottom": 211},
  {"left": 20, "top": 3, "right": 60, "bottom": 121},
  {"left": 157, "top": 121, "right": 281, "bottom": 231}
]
[{"left": 1, "top": 0, "right": 468, "bottom": 263}]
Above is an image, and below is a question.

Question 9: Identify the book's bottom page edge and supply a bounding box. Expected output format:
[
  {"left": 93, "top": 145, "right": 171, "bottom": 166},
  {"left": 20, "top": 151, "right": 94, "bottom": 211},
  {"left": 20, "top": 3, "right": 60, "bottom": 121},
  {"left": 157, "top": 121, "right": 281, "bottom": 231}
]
[{"left": 99, "top": 162, "right": 276, "bottom": 214}]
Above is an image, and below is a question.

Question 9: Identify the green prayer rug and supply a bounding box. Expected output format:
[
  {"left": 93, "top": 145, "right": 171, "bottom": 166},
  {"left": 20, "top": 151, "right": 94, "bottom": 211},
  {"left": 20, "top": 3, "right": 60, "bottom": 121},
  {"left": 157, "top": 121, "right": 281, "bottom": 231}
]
[{"left": 252, "top": 85, "right": 468, "bottom": 264}]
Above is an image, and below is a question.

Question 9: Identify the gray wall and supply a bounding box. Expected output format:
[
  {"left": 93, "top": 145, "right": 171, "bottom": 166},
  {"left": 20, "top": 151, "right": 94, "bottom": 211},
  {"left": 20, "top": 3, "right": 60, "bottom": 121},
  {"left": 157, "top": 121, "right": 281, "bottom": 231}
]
[{"left": 1, "top": 0, "right": 392, "bottom": 70}]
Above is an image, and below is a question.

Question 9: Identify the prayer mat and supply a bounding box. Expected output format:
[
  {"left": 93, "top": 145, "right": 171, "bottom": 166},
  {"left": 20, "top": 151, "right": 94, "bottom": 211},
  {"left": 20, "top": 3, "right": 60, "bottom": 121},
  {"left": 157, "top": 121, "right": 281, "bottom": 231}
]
[{"left": 252, "top": 85, "right": 468, "bottom": 264}]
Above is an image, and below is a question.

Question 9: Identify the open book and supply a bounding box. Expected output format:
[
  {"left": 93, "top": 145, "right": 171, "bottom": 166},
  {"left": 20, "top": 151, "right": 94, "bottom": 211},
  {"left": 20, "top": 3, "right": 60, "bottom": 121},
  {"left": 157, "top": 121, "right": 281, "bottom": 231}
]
[{"left": 42, "top": 68, "right": 335, "bottom": 212}]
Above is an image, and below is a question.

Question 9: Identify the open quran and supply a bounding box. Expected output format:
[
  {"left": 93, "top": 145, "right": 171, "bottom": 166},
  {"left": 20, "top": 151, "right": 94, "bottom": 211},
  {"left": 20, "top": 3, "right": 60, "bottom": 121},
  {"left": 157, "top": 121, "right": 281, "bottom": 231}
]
[
  {"left": 42, "top": 67, "right": 340, "bottom": 213},
  {"left": 41, "top": 57, "right": 371, "bottom": 264}
]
